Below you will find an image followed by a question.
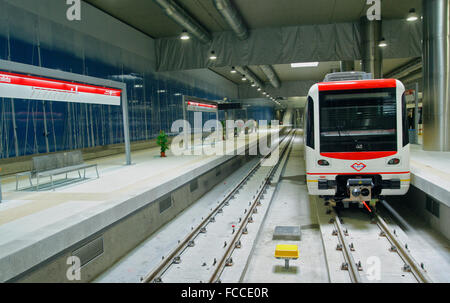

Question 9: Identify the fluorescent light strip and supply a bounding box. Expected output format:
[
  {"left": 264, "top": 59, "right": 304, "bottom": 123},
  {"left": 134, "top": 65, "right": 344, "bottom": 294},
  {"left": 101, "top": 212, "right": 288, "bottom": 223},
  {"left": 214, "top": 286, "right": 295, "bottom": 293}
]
[{"left": 291, "top": 62, "right": 319, "bottom": 68}]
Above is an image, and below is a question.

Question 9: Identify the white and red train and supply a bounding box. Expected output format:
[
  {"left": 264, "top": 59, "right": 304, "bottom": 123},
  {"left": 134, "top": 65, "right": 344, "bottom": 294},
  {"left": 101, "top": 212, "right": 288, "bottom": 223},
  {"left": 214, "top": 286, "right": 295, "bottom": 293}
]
[{"left": 304, "top": 73, "right": 410, "bottom": 207}]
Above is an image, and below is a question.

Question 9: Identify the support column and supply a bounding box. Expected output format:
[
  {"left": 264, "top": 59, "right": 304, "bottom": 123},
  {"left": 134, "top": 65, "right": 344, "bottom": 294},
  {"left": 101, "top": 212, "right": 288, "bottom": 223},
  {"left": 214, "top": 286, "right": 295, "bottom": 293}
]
[
  {"left": 414, "top": 82, "right": 420, "bottom": 143},
  {"left": 422, "top": 0, "right": 450, "bottom": 151},
  {"left": 122, "top": 87, "right": 132, "bottom": 165},
  {"left": 360, "top": 17, "right": 382, "bottom": 79}
]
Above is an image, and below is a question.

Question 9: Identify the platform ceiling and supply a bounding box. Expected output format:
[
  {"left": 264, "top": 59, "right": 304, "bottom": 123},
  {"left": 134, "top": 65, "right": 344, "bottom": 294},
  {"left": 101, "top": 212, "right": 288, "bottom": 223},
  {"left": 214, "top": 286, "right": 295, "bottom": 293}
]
[
  {"left": 210, "top": 58, "right": 417, "bottom": 85},
  {"left": 83, "top": 0, "right": 423, "bottom": 98},
  {"left": 84, "top": 0, "right": 422, "bottom": 39}
]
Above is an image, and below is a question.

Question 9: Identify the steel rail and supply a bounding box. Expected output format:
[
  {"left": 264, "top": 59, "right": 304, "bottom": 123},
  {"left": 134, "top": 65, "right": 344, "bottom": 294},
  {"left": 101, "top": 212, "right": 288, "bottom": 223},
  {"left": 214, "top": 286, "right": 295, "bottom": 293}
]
[
  {"left": 142, "top": 129, "right": 293, "bottom": 283},
  {"left": 209, "top": 131, "right": 295, "bottom": 283},
  {"left": 375, "top": 213, "right": 433, "bottom": 283},
  {"left": 333, "top": 212, "right": 363, "bottom": 283}
]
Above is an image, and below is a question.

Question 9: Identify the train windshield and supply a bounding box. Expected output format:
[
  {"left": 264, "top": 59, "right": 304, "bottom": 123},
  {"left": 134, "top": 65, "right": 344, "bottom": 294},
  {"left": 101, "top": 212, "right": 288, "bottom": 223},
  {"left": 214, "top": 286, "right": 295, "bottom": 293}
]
[{"left": 319, "top": 87, "right": 397, "bottom": 152}]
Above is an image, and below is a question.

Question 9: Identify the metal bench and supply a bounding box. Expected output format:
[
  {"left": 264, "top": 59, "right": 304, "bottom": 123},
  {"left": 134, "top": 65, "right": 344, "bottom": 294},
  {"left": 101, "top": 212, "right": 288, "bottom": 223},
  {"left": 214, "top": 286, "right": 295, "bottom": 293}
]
[{"left": 15, "top": 151, "right": 99, "bottom": 191}]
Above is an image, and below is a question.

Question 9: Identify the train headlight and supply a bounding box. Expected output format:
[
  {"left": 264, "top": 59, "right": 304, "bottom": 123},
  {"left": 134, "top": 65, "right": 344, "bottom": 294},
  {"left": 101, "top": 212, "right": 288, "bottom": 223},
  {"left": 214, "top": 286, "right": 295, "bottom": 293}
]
[
  {"left": 318, "top": 159, "right": 330, "bottom": 166},
  {"left": 361, "top": 188, "right": 370, "bottom": 196},
  {"left": 388, "top": 158, "right": 400, "bottom": 165},
  {"left": 351, "top": 188, "right": 361, "bottom": 197}
]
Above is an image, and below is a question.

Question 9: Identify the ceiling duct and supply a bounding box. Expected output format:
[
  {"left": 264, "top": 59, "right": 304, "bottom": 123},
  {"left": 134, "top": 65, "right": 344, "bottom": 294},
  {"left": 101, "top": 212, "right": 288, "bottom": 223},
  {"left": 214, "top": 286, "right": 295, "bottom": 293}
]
[
  {"left": 399, "top": 70, "right": 422, "bottom": 85},
  {"left": 384, "top": 58, "right": 422, "bottom": 79},
  {"left": 235, "top": 66, "right": 264, "bottom": 88},
  {"left": 153, "top": 0, "right": 211, "bottom": 44},
  {"left": 259, "top": 65, "right": 281, "bottom": 88},
  {"left": 213, "top": 0, "right": 249, "bottom": 40}
]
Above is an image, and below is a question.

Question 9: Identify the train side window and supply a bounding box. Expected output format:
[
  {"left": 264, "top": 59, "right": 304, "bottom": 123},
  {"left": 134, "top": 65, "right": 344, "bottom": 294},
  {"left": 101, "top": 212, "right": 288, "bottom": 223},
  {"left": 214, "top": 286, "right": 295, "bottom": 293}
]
[
  {"left": 306, "top": 97, "right": 315, "bottom": 149},
  {"left": 402, "top": 92, "right": 409, "bottom": 147}
]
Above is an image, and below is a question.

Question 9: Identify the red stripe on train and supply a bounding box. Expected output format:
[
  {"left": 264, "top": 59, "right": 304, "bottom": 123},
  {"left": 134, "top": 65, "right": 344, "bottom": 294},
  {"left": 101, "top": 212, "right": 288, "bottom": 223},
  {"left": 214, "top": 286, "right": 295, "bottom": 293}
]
[
  {"left": 318, "top": 79, "right": 397, "bottom": 91},
  {"left": 320, "top": 151, "right": 397, "bottom": 160},
  {"left": 306, "top": 171, "right": 410, "bottom": 175}
]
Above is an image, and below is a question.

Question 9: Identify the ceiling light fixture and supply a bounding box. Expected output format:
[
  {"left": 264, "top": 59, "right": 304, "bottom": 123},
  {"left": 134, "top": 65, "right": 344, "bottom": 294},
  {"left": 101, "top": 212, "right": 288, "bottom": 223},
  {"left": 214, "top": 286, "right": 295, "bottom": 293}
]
[
  {"left": 230, "top": 66, "right": 237, "bottom": 73},
  {"left": 209, "top": 51, "right": 217, "bottom": 60},
  {"left": 180, "top": 30, "right": 190, "bottom": 40},
  {"left": 406, "top": 8, "right": 419, "bottom": 22},
  {"left": 291, "top": 62, "right": 319, "bottom": 68},
  {"left": 251, "top": 82, "right": 256, "bottom": 87},
  {"left": 378, "top": 37, "right": 387, "bottom": 47},
  {"left": 241, "top": 75, "right": 247, "bottom": 81},
  {"left": 257, "top": 87, "right": 261, "bottom": 91}
]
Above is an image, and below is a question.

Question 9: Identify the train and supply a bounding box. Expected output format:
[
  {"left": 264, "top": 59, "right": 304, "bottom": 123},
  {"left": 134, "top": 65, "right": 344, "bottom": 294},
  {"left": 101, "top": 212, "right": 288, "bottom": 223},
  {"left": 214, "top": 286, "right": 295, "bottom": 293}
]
[{"left": 304, "top": 72, "right": 410, "bottom": 208}]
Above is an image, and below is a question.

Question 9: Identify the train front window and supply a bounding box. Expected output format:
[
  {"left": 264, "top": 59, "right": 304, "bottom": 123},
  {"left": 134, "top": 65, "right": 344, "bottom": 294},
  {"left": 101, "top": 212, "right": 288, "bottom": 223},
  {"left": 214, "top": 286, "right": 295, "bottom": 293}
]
[{"left": 319, "top": 88, "right": 397, "bottom": 153}]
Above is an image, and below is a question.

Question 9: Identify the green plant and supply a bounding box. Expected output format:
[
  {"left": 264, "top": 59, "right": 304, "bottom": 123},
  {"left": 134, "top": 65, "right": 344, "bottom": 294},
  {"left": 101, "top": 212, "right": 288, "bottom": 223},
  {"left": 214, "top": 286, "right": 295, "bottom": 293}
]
[
  {"left": 156, "top": 130, "right": 169, "bottom": 153},
  {"left": 221, "top": 120, "right": 226, "bottom": 135}
]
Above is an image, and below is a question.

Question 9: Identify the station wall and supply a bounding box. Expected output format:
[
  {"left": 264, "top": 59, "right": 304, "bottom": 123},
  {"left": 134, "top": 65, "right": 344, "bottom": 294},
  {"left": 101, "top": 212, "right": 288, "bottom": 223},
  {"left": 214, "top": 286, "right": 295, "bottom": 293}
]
[{"left": 0, "top": 0, "right": 274, "bottom": 160}]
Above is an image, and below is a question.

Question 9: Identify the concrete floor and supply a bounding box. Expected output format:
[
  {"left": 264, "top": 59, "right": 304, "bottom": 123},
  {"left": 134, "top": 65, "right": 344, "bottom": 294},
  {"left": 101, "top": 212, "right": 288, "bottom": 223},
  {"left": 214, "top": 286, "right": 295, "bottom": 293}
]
[
  {"left": 95, "top": 157, "right": 261, "bottom": 282},
  {"left": 95, "top": 131, "right": 291, "bottom": 283},
  {"left": 243, "top": 134, "right": 330, "bottom": 283},
  {"left": 1, "top": 128, "right": 449, "bottom": 283},
  {"left": 0, "top": 129, "right": 276, "bottom": 282},
  {"left": 97, "top": 132, "right": 450, "bottom": 283},
  {"left": 381, "top": 200, "right": 450, "bottom": 282},
  {"left": 337, "top": 208, "right": 417, "bottom": 283},
  {"left": 242, "top": 135, "right": 450, "bottom": 283}
]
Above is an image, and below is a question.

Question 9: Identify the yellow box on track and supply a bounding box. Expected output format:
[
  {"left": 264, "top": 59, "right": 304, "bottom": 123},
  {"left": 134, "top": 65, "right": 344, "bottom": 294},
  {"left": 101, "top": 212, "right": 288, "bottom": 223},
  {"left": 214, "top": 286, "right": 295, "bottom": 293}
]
[{"left": 274, "top": 244, "right": 299, "bottom": 259}]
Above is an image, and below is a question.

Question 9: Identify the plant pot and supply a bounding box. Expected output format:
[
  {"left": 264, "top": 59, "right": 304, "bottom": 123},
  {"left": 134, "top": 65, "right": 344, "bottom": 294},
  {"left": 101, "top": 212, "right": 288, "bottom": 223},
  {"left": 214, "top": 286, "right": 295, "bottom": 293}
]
[{"left": 161, "top": 151, "right": 166, "bottom": 157}]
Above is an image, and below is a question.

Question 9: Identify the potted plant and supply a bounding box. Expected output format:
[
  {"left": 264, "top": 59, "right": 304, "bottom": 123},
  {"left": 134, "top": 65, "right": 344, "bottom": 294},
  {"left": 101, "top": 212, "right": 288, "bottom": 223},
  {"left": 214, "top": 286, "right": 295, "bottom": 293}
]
[{"left": 156, "top": 130, "right": 169, "bottom": 157}]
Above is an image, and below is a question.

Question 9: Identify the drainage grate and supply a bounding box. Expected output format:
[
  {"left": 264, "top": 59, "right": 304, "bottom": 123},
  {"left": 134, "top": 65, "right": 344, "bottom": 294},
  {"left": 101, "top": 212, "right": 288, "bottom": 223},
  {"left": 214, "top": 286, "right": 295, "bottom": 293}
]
[
  {"left": 273, "top": 226, "right": 301, "bottom": 241},
  {"left": 426, "top": 196, "right": 440, "bottom": 218},
  {"left": 190, "top": 179, "right": 198, "bottom": 192},
  {"left": 72, "top": 236, "right": 104, "bottom": 267},
  {"left": 159, "top": 195, "right": 172, "bottom": 213}
]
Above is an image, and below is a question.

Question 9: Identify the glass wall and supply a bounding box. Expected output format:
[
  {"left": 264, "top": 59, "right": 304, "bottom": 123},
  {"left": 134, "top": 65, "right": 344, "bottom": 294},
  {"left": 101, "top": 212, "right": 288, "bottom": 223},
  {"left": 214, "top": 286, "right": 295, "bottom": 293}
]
[{"left": 0, "top": 3, "right": 233, "bottom": 159}]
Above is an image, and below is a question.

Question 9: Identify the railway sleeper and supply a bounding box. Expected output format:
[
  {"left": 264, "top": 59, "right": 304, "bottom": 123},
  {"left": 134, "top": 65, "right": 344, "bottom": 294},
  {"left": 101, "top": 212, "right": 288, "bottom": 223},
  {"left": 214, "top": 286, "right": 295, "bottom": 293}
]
[
  {"left": 226, "top": 257, "right": 234, "bottom": 266},
  {"left": 356, "top": 261, "right": 363, "bottom": 271},
  {"left": 403, "top": 264, "right": 412, "bottom": 272},
  {"left": 349, "top": 243, "right": 355, "bottom": 251}
]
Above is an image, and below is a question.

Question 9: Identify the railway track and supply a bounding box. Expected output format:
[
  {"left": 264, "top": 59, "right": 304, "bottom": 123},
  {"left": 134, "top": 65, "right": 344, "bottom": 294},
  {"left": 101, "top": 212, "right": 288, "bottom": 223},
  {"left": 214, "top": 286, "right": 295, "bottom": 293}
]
[
  {"left": 330, "top": 205, "right": 433, "bottom": 283},
  {"left": 141, "top": 130, "right": 295, "bottom": 283}
]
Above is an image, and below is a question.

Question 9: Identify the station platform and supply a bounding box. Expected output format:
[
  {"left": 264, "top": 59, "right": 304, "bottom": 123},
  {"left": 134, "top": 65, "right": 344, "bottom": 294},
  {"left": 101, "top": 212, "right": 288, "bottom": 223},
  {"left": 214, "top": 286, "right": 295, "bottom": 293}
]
[
  {"left": 0, "top": 129, "right": 280, "bottom": 282},
  {"left": 407, "top": 144, "right": 450, "bottom": 240},
  {"left": 409, "top": 144, "right": 450, "bottom": 208}
]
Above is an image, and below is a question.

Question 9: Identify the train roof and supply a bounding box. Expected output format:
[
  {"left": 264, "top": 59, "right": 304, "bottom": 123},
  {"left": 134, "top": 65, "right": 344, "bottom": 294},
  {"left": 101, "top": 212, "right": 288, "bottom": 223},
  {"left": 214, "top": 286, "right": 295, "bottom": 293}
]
[{"left": 317, "top": 79, "right": 398, "bottom": 91}]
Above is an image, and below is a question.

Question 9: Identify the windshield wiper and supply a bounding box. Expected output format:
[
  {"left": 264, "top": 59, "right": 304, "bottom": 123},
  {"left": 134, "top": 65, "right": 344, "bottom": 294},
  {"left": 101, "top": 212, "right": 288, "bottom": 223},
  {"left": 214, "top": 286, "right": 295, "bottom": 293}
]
[{"left": 337, "top": 124, "right": 359, "bottom": 147}]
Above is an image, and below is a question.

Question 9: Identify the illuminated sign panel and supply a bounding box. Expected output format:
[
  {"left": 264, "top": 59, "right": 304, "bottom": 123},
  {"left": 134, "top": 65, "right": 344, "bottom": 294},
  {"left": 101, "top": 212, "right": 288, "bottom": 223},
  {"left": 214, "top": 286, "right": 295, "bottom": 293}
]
[
  {"left": 0, "top": 71, "right": 121, "bottom": 105},
  {"left": 186, "top": 100, "right": 218, "bottom": 112}
]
